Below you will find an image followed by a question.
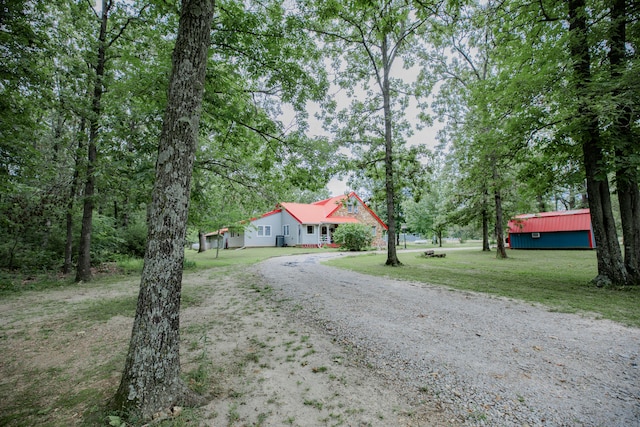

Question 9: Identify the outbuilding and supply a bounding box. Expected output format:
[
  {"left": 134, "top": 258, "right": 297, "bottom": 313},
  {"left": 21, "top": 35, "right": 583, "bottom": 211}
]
[{"left": 507, "top": 209, "right": 595, "bottom": 249}]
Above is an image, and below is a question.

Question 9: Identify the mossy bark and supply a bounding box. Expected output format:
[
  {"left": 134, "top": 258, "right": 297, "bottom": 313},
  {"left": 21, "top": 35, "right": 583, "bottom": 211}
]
[{"left": 113, "top": 0, "right": 215, "bottom": 420}]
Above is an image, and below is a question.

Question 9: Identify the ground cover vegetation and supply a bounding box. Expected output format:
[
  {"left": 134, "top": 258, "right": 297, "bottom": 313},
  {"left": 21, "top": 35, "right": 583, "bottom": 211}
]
[
  {"left": 1, "top": 246, "right": 439, "bottom": 426},
  {"left": 1, "top": 0, "right": 638, "bottom": 423},
  {"left": 1, "top": 246, "right": 637, "bottom": 426}
]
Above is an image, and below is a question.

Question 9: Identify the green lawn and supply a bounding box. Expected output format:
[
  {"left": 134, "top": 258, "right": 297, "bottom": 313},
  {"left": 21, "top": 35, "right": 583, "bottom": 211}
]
[
  {"left": 325, "top": 249, "right": 640, "bottom": 328},
  {"left": 4, "top": 245, "right": 636, "bottom": 328},
  {"left": 183, "top": 246, "right": 338, "bottom": 270}
]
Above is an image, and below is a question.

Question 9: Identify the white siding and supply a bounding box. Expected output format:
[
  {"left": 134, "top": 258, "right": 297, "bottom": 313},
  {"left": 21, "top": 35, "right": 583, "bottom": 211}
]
[
  {"left": 280, "top": 210, "right": 300, "bottom": 246},
  {"left": 244, "top": 214, "right": 282, "bottom": 247},
  {"left": 299, "top": 224, "right": 319, "bottom": 245},
  {"left": 227, "top": 231, "right": 244, "bottom": 248}
]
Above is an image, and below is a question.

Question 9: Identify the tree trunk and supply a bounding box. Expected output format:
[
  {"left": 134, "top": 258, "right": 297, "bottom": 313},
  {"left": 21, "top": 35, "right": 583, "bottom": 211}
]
[
  {"left": 492, "top": 163, "right": 507, "bottom": 259},
  {"left": 609, "top": 0, "right": 640, "bottom": 284},
  {"left": 76, "top": 0, "right": 109, "bottom": 282},
  {"left": 198, "top": 231, "right": 206, "bottom": 253},
  {"left": 113, "top": 0, "right": 215, "bottom": 420},
  {"left": 64, "top": 117, "right": 86, "bottom": 275},
  {"left": 569, "top": 0, "right": 628, "bottom": 286},
  {"left": 481, "top": 189, "right": 490, "bottom": 251},
  {"left": 381, "top": 35, "right": 401, "bottom": 266},
  {"left": 536, "top": 195, "right": 546, "bottom": 212}
]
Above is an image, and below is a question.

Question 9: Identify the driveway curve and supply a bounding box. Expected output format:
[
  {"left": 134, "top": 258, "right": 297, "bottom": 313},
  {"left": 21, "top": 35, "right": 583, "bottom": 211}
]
[{"left": 254, "top": 252, "right": 640, "bottom": 426}]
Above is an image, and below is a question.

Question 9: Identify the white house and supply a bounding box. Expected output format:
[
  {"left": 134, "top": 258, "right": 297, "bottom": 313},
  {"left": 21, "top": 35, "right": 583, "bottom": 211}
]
[{"left": 209, "top": 192, "right": 388, "bottom": 249}]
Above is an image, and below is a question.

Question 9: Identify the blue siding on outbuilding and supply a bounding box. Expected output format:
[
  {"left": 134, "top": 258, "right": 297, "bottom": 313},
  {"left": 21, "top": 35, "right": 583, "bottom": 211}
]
[{"left": 509, "top": 231, "right": 592, "bottom": 249}]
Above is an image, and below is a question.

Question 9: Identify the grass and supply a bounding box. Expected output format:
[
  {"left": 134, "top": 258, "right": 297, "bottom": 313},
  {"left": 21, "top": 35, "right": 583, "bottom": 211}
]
[
  {"left": 325, "top": 248, "right": 640, "bottom": 327},
  {"left": 2, "top": 244, "right": 638, "bottom": 426},
  {"left": 183, "top": 246, "right": 337, "bottom": 270},
  {"left": 0, "top": 246, "right": 335, "bottom": 296}
]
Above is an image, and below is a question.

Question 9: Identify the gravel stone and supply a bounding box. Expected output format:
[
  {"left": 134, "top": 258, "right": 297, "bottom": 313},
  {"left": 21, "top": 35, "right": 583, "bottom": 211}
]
[{"left": 254, "top": 251, "right": 640, "bottom": 426}]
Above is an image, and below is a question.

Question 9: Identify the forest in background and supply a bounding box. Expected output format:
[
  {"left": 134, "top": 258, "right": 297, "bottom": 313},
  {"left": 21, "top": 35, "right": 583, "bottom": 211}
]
[{"left": 1, "top": 0, "right": 638, "bottom": 285}]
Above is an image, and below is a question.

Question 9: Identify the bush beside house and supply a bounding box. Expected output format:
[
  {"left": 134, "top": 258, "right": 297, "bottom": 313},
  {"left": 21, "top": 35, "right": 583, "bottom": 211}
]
[{"left": 332, "top": 223, "right": 374, "bottom": 251}]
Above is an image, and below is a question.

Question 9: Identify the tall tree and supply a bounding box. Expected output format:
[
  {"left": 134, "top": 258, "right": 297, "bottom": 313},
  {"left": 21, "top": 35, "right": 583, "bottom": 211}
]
[
  {"left": 314, "top": 0, "right": 439, "bottom": 266},
  {"left": 607, "top": 0, "right": 640, "bottom": 283},
  {"left": 76, "top": 0, "right": 151, "bottom": 282},
  {"left": 567, "top": 0, "right": 628, "bottom": 286},
  {"left": 480, "top": 0, "right": 637, "bottom": 284},
  {"left": 113, "top": 0, "right": 214, "bottom": 419},
  {"left": 426, "top": 2, "right": 512, "bottom": 255},
  {"left": 75, "top": 0, "right": 110, "bottom": 282}
]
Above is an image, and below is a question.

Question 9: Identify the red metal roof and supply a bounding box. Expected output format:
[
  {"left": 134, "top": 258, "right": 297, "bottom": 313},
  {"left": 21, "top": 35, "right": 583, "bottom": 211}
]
[
  {"left": 508, "top": 209, "right": 592, "bottom": 233},
  {"left": 279, "top": 192, "right": 388, "bottom": 230}
]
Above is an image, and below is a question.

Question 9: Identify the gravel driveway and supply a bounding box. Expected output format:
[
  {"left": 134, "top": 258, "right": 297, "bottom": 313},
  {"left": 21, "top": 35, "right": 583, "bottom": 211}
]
[{"left": 255, "top": 251, "right": 640, "bottom": 426}]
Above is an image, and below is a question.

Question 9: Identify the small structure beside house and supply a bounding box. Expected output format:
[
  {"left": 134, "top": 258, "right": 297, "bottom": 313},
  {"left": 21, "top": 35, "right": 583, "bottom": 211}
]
[
  {"left": 211, "top": 192, "right": 388, "bottom": 249},
  {"left": 507, "top": 209, "right": 595, "bottom": 249}
]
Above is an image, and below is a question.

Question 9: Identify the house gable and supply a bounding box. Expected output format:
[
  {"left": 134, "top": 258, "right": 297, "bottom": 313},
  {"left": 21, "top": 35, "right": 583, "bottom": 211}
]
[{"left": 327, "top": 192, "right": 387, "bottom": 230}]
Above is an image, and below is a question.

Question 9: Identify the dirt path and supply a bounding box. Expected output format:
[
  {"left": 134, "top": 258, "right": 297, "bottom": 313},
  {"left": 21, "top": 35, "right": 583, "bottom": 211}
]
[
  {"left": 254, "top": 252, "right": 640, "bottom": 426},
  {"left": 0, "top": 265, "right": 453, "bottom": 426}
]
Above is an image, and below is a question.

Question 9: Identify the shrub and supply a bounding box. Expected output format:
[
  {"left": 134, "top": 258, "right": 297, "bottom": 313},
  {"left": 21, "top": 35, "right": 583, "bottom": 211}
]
[
  {"left": 119, "top": 217, "right": 147, "bottom": 258},
  {"left": 332, "top": 223, "right": 373, "bottom": 251}
]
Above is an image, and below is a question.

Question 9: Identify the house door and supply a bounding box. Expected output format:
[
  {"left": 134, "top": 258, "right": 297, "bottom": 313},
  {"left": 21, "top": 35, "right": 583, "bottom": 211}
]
[{"left": 320, "top": 226, "right": 329, "bottom": 244}]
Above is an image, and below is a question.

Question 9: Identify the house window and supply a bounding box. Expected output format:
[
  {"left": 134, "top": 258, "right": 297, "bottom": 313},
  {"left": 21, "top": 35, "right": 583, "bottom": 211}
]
[
  {"left": 283, "top": 225, "right": 290, "bottom": 236},
  {"left": 257, "top": 225, "right": 271, "bottom": 237},
  {"left": 306, "top": 225, "right": 314, "bottom": 234},
  {"left": 347, "top": 198, "right": 358, "bottom": 213},
  {"left": 371, "top": 226, "right": 377, "bottom": 236},
  {"left": 532, "top": 232, "right": 540, "bottom": 238}
]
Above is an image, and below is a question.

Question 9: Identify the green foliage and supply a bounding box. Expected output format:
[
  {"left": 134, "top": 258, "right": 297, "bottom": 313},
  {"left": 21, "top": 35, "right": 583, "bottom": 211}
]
[
  {"left": 332, "top": 223, "right": 373, "bottom": 251},
  {"left": 118, "top": 216, "right": 148, "bottom": 259},
  {"left": 1, "top": 0, "right": 335, "bottom": 276}
]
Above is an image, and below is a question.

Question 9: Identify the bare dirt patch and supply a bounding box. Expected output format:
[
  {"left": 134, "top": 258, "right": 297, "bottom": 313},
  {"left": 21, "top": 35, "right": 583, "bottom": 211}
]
[{"left": 0, "top": 267, "right": 453, "bottom": 426}]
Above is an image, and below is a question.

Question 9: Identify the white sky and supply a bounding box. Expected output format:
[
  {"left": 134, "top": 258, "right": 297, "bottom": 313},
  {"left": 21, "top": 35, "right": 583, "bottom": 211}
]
[{"left": 289, "top": 65, "right": 444, "bottom": 196}]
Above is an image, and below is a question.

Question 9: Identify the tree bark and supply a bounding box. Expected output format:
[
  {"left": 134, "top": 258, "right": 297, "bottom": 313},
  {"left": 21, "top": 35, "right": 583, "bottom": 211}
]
[
  {"left": 382, "top": 34, "right": 401, "bottom": 266},
  {"left": 76, "top": 0, "right": 109, "bottom": 282},
  {"left": 481, "top": 189, "right": 490, "bottom": 251},
  {"left": 64, "top": 117, "right": 86, "bottom": 275},
  {"left": 609, "top": 0, "right": 640, "bottom": 284},
  {"left": 568, "top": 0, "right": 628, "bottom": 286},
  {"left": 492, "top": 163, "right": 507, "bottom": 259},
  {"left": 198, "top": 230, "right": 206, "bottom": 253},
  {"left": 113, "top": 0, "right": 215, "bottom": 420}
]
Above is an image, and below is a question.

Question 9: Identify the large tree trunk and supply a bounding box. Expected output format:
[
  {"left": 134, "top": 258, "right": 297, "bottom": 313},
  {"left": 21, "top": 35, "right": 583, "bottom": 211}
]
[
  {"left": 609, "top": 0, "right": 640, "bottom": 284},
  {"left": 113, "top": 0, "right": 214, "bottom": 420},
  {"left": 381, "top": 35, "right": 401, "bottom": 266},
  {"left": 569, "top": 0, "right": 628, "bottom": 286},
  {"left": 76, "top": 0, "right": 109, "bottom": 282}
]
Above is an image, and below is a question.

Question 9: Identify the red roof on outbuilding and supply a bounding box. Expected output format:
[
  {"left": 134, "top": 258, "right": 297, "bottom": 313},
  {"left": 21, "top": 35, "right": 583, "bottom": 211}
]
[{"left": 508, "top": 209, "right": 592, "bottom": 234}]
